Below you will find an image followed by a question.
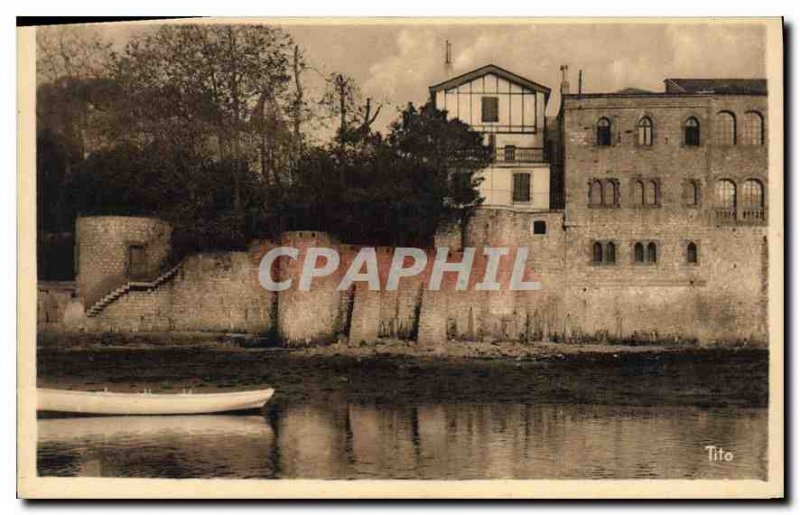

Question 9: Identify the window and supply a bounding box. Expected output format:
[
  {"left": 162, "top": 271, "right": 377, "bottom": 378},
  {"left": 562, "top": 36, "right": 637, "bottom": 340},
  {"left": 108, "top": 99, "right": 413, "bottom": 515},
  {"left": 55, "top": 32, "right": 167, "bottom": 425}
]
[
  {"left": 644, "top": 180, "right": 658, "bottom": 206},
  {"left": 633, "top": 241, "right": 657, "bottom": 264},
  {"left": 592, "top": 242, "right": 604, "bottom": 263},
  {"left": 646, "top": 242, "right": 657, "bottom": 263},
  {"left": 715, "top": 179, "right": 737, "bottom": 220},
  {"left": 742, "top": 179, "right": 765, "bottom": 221},
  {"left": 606, "top": 242, "right": 616, "bottom": 263},
  {"left": 592, "top": 241, "right": 616, "bottom": 264},
  {"left": 742, "top": 111, "right": 764, "bottom": 146},
  {"left": 589, "top": 180, "right": 603, "bottom": 206},
  {"left": 504, "top": 145, "right": 517, "bottom": 162},
  {"left": 684, "top": 117, "right": 700, "bottom": 146},
  {"left": 512, "top": 173, "right": 531, "bottom": 202},
  {"left": 481, "top": 96, "right": 499, "bottom": 122},
  {"left": 714, "top": 111, "right": 736, "bottom": 145},
  {"left": 684, "top": 180, "right": 700, "bottom": 206},
  {"left": 634, "top": 242, "right": 644, "bottom": 263},
  {"left": 633, "top": 180, "right": 645, "bottom": 205},
  {"left": 532, "top": 220, "right": 547, "bottom": 235},
  {"left": 603, "top": 180, "right": 618, "bottom": 207},
  {"left": 597, "top": 117, "right": 612, "bottom": 146},
  {"left": 637, "top": 117, "right": 653, "bottom": 146},
  {"left": 687, "top": 242, "right": 698, "bottom": 264},
  {"left": 590, "top": 179, "right": 618, "bottom": 207}
]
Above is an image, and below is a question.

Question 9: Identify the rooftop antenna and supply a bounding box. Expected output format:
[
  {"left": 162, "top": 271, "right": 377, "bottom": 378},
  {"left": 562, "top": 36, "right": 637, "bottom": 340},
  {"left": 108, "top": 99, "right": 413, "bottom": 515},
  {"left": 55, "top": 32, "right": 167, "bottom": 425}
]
[
  {"left": 445, "top": 40, "right": 453, "bottom": 76},
  {"left": 559, "top": 64, "right": 570, "bottom": 95}
]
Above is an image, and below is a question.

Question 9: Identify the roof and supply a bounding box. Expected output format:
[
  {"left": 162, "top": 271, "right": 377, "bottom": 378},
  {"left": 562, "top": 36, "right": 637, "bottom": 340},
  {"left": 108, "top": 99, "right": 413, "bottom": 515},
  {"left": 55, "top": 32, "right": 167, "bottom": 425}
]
[
  {"left": 664, "top": 78, "right": 767, "bottom": 95},
  {"left": 429, "top": 64, "right": 551, "bottom": 99},
  {"left": 614, "top": 87, "right": 657, "bottom": 95}
]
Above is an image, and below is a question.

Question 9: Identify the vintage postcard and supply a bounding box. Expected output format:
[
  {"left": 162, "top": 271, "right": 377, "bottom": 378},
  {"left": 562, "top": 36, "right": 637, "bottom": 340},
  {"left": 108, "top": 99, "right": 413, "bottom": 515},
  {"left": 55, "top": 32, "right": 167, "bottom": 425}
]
[{"left": 17, "top": 17, "right": 784, "bottom": 499}]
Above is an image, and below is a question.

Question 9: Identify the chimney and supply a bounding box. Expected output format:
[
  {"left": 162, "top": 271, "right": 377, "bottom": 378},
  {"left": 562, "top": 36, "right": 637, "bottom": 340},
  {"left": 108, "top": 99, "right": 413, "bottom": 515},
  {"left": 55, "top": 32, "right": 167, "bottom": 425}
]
[
  {"left": 578, "top": 70, "right": 583, "bottom": 95},
  {"left": 560, "top": 65, "right": 570, "bottom": 95}
]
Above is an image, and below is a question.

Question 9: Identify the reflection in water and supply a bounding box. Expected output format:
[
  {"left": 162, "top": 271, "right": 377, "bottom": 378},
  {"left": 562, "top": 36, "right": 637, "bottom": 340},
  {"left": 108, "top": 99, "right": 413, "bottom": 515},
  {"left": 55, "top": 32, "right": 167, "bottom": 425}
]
[{"left": 38, "top": 404, "right": 767, "bottom": 479}]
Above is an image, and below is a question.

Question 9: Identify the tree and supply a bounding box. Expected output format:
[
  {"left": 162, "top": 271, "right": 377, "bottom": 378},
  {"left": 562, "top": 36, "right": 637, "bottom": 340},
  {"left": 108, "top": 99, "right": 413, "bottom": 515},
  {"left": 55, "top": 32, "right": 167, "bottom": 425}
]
[
  {"left": 36, "top": 26, "right": 115, "bottom": 236},
  {"left": 109, "top": 24, "right": 300, "bottom": 208},
  {"left": 279, "top": 102, "right": 489, "bottom": 246},
  {"left": 36, "top": 25, "right": 110, "bottom": 85},
  {"left": 320, "top": 72, "right": 383, "bottom": 147},
  {"left": 66, "top": 142, "right": 268, "bottom": 253}
]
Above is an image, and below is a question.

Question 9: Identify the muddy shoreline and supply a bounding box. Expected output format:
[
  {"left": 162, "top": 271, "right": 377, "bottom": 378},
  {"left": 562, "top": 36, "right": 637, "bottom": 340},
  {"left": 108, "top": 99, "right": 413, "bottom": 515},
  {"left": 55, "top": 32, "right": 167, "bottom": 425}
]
[{"left": 37, "top": 335, "right": 768, "bottom": 410}]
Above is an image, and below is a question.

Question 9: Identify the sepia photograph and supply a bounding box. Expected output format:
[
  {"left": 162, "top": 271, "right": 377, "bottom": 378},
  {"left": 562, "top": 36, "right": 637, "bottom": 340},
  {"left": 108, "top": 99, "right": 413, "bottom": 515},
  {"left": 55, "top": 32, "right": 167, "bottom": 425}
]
[{"left": 16, "top": 16, "right": 784, "bottom": 499}]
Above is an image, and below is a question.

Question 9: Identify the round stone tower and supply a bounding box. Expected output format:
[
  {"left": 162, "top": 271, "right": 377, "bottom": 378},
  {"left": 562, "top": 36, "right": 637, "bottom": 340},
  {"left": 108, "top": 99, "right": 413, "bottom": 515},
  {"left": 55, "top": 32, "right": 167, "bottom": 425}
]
[
  {"left": 75, "top": 216, "right": 172, "bottom": 307},
  {"left": 277, "top": 231, "right": 344, "bottom": 346}
]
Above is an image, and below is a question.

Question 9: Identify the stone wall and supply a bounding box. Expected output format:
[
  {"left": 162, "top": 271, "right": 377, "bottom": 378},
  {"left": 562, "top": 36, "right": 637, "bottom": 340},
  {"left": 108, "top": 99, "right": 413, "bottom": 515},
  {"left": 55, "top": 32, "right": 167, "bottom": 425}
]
[
  {"left": 50, "top": 201, "right": 768, "bottom": 345},
  {"left": 417, "top": 208, "right": 567, "bottom": 344},
  {"left": 277, "top": 231, "right": 349, "bottom": 345},
  {"left": 77, "top": 237, "right": 275, "bottom": 335},
  {"left": 37, "top": 281, "right": 76, "bottom": 332}
]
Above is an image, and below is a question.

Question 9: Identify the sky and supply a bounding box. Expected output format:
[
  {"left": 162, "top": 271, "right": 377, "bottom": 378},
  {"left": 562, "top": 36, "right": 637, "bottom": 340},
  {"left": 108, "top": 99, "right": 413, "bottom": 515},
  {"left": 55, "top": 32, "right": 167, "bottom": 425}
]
[{"left": 52, "top": 20, "right": 767, "bottom": 135}]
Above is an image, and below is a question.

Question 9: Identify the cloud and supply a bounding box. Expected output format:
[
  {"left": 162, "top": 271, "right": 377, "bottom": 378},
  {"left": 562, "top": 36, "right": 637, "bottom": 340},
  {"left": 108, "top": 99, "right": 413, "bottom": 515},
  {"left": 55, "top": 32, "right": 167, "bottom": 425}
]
[{"left": 77, "top": 21, "right": 768, "bottom": 133}]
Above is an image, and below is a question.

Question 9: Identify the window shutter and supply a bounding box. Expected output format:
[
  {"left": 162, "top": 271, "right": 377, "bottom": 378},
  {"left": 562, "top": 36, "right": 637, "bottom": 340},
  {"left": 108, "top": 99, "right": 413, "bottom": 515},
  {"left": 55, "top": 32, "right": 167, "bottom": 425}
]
[
  {"left": 482, "top": 96, "right": 499, "bottom": 122},
  {"left": 513, "top": 173, "right": 530, "bottom": 202}
]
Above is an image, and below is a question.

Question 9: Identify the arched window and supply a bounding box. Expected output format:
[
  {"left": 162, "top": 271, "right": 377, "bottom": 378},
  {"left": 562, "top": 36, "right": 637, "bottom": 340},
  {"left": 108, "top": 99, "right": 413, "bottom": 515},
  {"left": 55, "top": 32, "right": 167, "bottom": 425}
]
[
  {"left": 637, "top": 116, "right": 653, "bottom": 146},
  {"left": 606, "top": 242, "right": 616, "bottom": 264},
  {"left": 684, "top": 117, "right": 700, "bottom": 146},
  {"left": 742, "top": 111, "right": 764, "bottom": 146},
  {"left": 646, "top": 242, "right": 657, "bottom": 263},
  {"left": 645, "top": 180, "right": 658, "bottom": 206},
  {"left": 589, "top": 180, "right": 603, "bottom": 206},
  {"left": 592, "top": 242, "right": 604, "bottom": 263},
  {"left": 742, "top": 179, "right": 765, "bottom": 221},
  {"left": 715, "top": 179, "right": 737, "bottom": 220},
  {"left": 687, "top": 242, "right": 698, "bottom": 264},
  {"left": 714, "top": 111, "right": 737, "bottom": 145},
  {"left": 634, "top": 180, "right": 645, "bottom": 205},
  {"left": 597, "top": 117, "right": 612, "bottom": 146},
  {"left": 634, "top": 242, "right": 644, "bottom": 263},
  {"left": 603, "top": 180, "right": 617, "bottom": 207}
]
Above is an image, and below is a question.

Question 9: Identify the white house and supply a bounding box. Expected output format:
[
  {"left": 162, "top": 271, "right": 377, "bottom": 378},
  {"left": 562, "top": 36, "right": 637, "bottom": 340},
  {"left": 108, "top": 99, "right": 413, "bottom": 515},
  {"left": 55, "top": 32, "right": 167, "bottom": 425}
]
[{"left": 429, "top": 64, "right": 552, "bottom": 210}]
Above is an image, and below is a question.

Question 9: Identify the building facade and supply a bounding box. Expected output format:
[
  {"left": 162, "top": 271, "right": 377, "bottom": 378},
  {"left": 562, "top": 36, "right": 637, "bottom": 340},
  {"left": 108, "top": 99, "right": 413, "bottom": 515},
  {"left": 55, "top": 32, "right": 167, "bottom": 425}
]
[
  {"left": 430, "top": 65, "right": 553, "bottom": 211},
  {"left": 38, "top": 66, "right": 770, "bottom": 346},
  {"left": 558, "top": 77, "right": 768, "bottom": 342}
]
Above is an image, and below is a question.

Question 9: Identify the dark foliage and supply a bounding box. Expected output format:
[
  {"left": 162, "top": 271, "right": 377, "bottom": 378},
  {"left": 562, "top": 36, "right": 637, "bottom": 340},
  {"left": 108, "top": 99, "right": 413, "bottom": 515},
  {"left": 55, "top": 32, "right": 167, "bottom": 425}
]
[
  {"left": 65, "top": 143, "right": 268, "bottom": 254},
  {"left": 276, "top": 102, "right": 490, "bottom": 246}
]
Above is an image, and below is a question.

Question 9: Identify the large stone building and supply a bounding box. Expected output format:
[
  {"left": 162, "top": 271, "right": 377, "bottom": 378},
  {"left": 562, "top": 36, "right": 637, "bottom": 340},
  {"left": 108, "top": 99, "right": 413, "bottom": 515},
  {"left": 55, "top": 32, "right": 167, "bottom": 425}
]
[
  {"left": 557, "top": 75, "right": 768, "bottom": 342},
  {"left": 38, "top": 65, "right": 769, "bottom": 346}
]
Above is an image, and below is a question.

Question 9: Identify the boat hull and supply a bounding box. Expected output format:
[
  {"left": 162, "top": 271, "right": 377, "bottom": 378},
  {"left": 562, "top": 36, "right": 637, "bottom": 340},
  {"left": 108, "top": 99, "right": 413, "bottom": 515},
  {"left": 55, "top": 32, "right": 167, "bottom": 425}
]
[{"left": 37, "top": 388, "right": 275, "bottom": 416}]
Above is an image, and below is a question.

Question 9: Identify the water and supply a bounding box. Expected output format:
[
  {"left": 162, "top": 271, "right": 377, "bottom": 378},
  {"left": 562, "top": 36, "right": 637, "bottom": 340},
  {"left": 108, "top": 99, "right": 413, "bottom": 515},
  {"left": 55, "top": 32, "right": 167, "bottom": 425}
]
[{"left": 37, "top": 402, "right": 767, "bottom": 479}]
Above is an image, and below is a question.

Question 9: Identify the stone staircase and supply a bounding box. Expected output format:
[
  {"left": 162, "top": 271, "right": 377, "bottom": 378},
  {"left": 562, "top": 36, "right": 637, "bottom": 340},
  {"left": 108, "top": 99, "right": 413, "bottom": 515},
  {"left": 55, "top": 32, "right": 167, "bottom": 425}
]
[{"left": 86, "top": 263, "right": 182, "bottom": 317}]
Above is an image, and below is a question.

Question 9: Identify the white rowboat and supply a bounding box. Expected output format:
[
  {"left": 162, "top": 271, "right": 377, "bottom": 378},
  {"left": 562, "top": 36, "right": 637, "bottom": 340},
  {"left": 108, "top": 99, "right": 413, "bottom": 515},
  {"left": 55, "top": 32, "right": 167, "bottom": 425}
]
[{"left": 37, "top": 388, "right": 275, "bottom": 416}]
